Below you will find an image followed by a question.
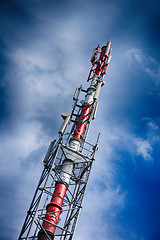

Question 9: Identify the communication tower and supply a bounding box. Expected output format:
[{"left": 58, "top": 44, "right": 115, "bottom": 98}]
[{"left": 18, "top": 42, "right": 112, "bottom": 240}]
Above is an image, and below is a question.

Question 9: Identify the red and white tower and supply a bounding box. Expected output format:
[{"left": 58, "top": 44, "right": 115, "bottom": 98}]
[{"left": 18, "top": 41, "right": 112, "bottom": 240}]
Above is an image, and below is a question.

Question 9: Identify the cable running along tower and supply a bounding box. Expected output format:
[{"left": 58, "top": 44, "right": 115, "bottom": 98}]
[{"left": 19, "top": 42, "right": 112, "bottom": 240}]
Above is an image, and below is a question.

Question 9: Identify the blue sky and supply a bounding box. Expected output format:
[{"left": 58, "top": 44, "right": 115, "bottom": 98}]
[{"left": 0, "top": 0, "right": 160, "bottom": 239}]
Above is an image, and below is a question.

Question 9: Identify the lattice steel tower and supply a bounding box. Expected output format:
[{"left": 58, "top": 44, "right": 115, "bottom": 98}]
[{"left": 19, "top": 42, "right": 112, "bottom": 240}]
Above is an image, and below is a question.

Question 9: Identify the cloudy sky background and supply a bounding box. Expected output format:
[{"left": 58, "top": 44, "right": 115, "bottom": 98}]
[{"left": 0, "top": 0, "right": 160, "bottom": 239}]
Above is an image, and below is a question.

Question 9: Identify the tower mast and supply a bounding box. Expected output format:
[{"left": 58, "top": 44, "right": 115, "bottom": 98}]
[{"left": 18, "top": 42, "right": 112, "bottom": 240}]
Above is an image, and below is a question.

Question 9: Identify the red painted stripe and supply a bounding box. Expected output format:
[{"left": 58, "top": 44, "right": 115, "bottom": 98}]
[{"left": 42, "top": 182, "right": 67, "bottom": 235}]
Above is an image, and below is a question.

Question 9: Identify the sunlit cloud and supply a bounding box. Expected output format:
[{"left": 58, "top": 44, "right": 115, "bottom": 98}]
[
  {"left": 126, "top": 48, "right": 160, "bottom": 82},
  {"left": 135, "top": 138, "right": 153, "bottom": 161}
]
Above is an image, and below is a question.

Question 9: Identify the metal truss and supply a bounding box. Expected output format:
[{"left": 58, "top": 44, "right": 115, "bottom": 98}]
[
  {"left": 18, "top": 136, "right": 99, "bottom": 240},
  {"left": 18, "top": 42, "right": 112, "bottom": 240},
  {"left": 18, "top": 85, "right": 100, "bottom": 240}
]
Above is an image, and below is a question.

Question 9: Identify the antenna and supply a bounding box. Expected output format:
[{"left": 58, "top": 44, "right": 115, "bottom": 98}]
[{"left": 18, "top": 42, "right": 112, "bottom": 240}]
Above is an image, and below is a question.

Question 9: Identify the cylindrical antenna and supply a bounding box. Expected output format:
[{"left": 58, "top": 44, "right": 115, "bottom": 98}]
[
  {"left": 73, "top": 87, "right": 79, "bottom": 100},
  {"left": 94, "top": 82, "right": 102, "bottom": 100},
  {"left": 43, "top": 141, "right": 55, "bottom": 164},
  {"left": 105, "top": 41, "right": 112, "bottom": 57},
  {"left": 59, "top": 115, "right": 70, "bottom": 134},
  {"left": 91, "top": 48, "right": 96, "bottom": 62},
  {"left": 92, "top": 101, "right": 99, "bottom": 120}
]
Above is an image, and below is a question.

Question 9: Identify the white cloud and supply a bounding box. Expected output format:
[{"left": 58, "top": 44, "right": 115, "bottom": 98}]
[
  {"left": 145, "top": 66, "right": 160, "bottom": 80},
  {"left": 75, "top": 185, "right": 125, "bottom": 240},
  {"left": 0, "top": 120, "right": 50, "bottom": 176},
  {"left": 147, "top": 121, "right": 158, "bottom": 130},
  {"left": 135, "top": 138, "right": 153, "bottom": 161},
  {"left": 126, "top": 48, "right": 143, "bottom": 64},
  {"left": 92, "top": 119, "right": 154, "bottom": 162},
  {"left": 10, "top": 48, "right": 56, "bottom": 71},
  {"left": 142, "top": 117, "right": 159, "bottom": 131},
  {"left": 126, "top": 48, "right": 160, "bottom": 82}
]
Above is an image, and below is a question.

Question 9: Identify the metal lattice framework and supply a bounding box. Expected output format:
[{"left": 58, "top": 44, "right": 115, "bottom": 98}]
[
  {"left": 19, "top": 42, "right": 112, "bottom": 240},
  {"left": 19, "top": 86, "right": 100, "bottom": 240}
]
